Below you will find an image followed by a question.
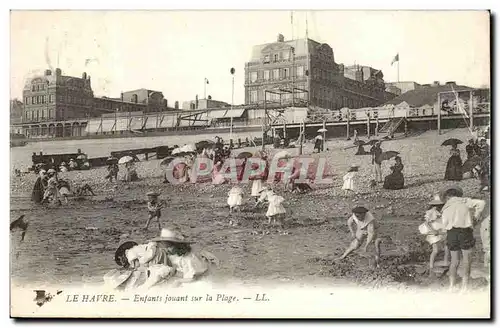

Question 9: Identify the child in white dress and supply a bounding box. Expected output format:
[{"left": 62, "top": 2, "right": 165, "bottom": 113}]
[
  {"left": 227, "top": 186, "right": 244, "bottom": 213},
  {"left": 342, "top": 166, "right": 358, "bottom": 196},
  {"left": 418, "top": 194, "right": 449, "bottom": 273},
  {"left": 266, "top": 193, "right": 286, "bottom": 225}
]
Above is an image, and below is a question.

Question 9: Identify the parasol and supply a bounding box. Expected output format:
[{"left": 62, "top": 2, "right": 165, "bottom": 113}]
[
  {"left": 236, "top": 151, "right": 253, "bottom": 159},
  {"left": 160, "top": 156, "right": 176, "bottom": 166},
  {"left": 462, "top": 155, "right": 482, "bottom": 172},
  {"left": 315, "top": 135, "right": 323, "bottom": 140},
  {"left": 274, "top": 150, "right": 291, "bottom": 160},
  {"left": 317, "top": 128, "right": 328, "bottom": 133},
  {"left": 118, "top": 156, "right": 134, "bottom": 164},
  {"left": 381, "top": 151, "right": 400, "bottom": 161},
  {"left": 366, "top": 139, "right": 381, "bottom": 146},
  {"left": 441, "top": 138, "right": 463, "bottom": 146}
]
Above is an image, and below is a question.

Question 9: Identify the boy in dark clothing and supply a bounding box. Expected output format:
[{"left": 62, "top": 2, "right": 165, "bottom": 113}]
[
  {"left": 145, "top": 192, "right": 163, "bottom": 231},
  {"left": 370, "top": 142, "right": 383, "bottom": 183}
]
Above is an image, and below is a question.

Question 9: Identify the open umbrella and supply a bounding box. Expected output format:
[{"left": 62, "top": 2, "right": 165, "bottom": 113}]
[
  {"left": 317, "top": 128, "right": 328, "bottom": 133},
  {"left": 160, "top": 156, "right": 176, "bottom": 166},
  {"left": 274, "top": 150, "right": 291, "bottom": 160},
  {"left": 196, "top": 140, "right": 215, "bottom": 149},
  {"left": 236, "top": 151, "right": 253, "bottom": 159},
  {"left": 172, "top": 148, "right": 182, "bottom": 155},
  {"left": 441, "top": 138, "right": 463, "bottom": 146},
  {"left": 118, "top": 156, "right": 134, "bottom": 164},
  {"left": 366, "top": 139, "right": 381, "bottom": 146},
  {"left": 462, "top": 155, "right": 482, "bottom": 172},
  {"left": 381, "top": 151, "right": 400, "bottom": 161}
]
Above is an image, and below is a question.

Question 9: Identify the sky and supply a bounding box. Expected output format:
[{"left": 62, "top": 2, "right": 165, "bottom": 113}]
[{"left": 10, "top": 10, "right": 490, "bottom": 105}]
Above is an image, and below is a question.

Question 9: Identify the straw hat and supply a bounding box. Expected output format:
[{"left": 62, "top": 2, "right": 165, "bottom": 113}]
[
  {"left": 47, "top": 169, "right": 56, "bottom": 174},
  {"left": 352, "top": 206, "right": 369, "bottom": 214},
  {"left": 428, "top": 194, "right": 445, "bottom": 206},
  {"left": 149, "top": 228, "right": 194, "bottom": 244},
  {"left": 440, "top": 185, "right": 463, "bottom": 200},
  {"left": 114, "top": 241, "right": 138, "bottom": 267},
  {"left": 348, "top": 165, "right": 359, "bottom": 172}
]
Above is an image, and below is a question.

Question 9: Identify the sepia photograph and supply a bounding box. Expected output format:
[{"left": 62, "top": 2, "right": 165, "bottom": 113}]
[{"left": 9, "top": 9, "right": 491, "bottom": 318}]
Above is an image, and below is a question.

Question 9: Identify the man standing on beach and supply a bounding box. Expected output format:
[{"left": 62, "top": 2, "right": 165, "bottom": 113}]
[
  {"left": 440, "top": 186, "right": 486, "bottom": 291},
  {"left": 370, "top": 141, "right": 383, "bottom": 183}
]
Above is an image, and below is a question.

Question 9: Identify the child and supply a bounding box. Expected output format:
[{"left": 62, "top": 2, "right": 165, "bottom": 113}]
[
  {"left": 265, "top": 192, "right": 286, "bottom": 226},
  {"left": 41, "top": 169, "right": 61, "bottom": 205},
  {"left": 145, "top": 192, "right": 163, "bottom": 231},
  {"left": 342, "top": 165, "right": 358, "bottom": 196},
  {"left": 419, "top": 194, "right": 449, "bottom": 274},
  {"left": 227, "top": 186, "right": 244, "bottom": 213},
  {"left": 336, "top": 206, "right": 382, "bottom": 268},
  {"left": 57, "top": 178, "right": 72, "bottom": 204}
]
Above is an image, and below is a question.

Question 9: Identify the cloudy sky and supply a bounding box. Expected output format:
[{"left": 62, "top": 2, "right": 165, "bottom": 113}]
[{"left": 10, "top": 10, "right": 490, "bottom": 105}]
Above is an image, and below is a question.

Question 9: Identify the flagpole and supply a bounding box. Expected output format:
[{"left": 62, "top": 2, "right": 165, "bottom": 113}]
[
  {"left": 204, "top": 78, "right": 207, "bottom": 99},
  {"left": 397, "top": 57, "right": 400, "bottom": 82}
]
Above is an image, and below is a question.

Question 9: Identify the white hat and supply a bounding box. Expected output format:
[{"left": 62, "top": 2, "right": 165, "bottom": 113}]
[
  {"left": 149, "top": 229, "right": 194, "bottom": 244},
  {"left": 47, "top": 169, "right": 56, "bottom": 174}
]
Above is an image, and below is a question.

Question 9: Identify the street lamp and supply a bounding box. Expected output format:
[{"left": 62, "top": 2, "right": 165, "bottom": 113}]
[{"left": 230, "top": 68, "right": 235, "bottom": 144}]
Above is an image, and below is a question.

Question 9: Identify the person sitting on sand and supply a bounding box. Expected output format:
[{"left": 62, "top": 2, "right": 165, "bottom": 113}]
[
  {"left": 57, "top": 178, "right": 72, "bottom": 204},
  {"left": 383, "top": 156, "right": 405, "bottom": 190},
  {"left": 336, "top": 206, "right": 382, "bottom": 268},
  {"left": 75, "top": 184, "right": 95, "bottom": 197},
  {"left": 145, "top": 192, "right": 163, "bottom": 231},
  {"left": 342, "top": 165, "right": 358, "bottom": 196},
  {"left": 123, "top": 162, "right": 139, "bottom": 182},
  {"left": 69, "top": 159, "right": 78, "bottom": 170},
  {"left": 419, "top": 194, "right": 449, "bottom": 274},
  {"left": 227, "top": 186, "right": 244, "bottom": 213}
]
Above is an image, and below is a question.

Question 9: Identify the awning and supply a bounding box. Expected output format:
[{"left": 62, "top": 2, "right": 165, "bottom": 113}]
[{"left": 208, "top": 108, "right": 246, "bottom": 119}]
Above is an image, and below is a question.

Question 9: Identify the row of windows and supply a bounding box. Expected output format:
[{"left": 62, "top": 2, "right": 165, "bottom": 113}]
[
  {"left": 25, "top": 109, "right": 55, "bottom": 121},
  {"left": 25, "top": 95, "right": 55, "bottom": 105},
  {"left": 25, "top": 94, "right": 92, "bottom": 106},
  {"left": 249, "top": 66, "right": 306, "bottom": 83},
  {"left": 248, "top": 86, "right": 308, "bottom": 104},
  {"left": 31, "top": 83, "right": 47, "bottom": 92},
  {"left": 262, "top": 50, "right": 293, "bottom": 64}
]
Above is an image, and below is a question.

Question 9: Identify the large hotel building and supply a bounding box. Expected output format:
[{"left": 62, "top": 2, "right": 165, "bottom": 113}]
[{"left": 244, "top": 34, "right": 397, "bottom": 109}]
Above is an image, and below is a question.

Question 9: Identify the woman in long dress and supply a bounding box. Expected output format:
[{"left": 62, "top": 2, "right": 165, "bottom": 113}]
[
  {"left": 444, "top": 144, "right": 463, "bottom": 181},
  {"left": 31, "top": 169, "right": 47, "bottom": 204},
  {"left": 342, "top": 166, "right": 358, "bottom": 196},
  {"left": 383, "top": 156, "right": 405, "bottom": 190}
]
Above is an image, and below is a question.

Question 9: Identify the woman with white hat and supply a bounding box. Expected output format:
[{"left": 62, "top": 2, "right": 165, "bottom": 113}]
[{"left": 419, "top": 194, "right": 449, "bottom": 274}]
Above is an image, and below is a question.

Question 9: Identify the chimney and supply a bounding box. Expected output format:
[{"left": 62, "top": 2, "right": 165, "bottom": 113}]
[
  {"left": 277, "top": 34, "right": 285, "bottom": 42},
  {"left": 432, "top": 81, "right": 440, "bottom": 87},
  {"left": 174, "top": 101, "right": 179, "bottom": 110},
  {"left": 82, "top": 72, "right": 87, "bottom": 79}
]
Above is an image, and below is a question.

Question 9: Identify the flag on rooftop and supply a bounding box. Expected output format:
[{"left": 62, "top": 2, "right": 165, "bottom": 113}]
[{"left": 391, "top": 54, "right": 399, "bottom": 66}]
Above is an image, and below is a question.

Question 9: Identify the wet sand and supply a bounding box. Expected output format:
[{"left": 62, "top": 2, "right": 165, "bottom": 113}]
[{"left": 10, "top": 128, "right": 490, "bottom": 290}]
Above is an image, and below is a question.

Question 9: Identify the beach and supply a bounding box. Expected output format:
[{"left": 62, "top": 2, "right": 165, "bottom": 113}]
[{"left": 10, "top": 128, "right": 490, "bottom": 291}]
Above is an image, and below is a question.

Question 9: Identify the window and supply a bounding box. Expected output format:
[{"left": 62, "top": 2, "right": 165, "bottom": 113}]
[
  {"left": 31, "top": 111, "right": 34, "bottom": 120},
  {"left": 250, "top": 71, "right": 258, "bottom": 83},
  {"left": 50, "top": 109, "right": 54, "bottom": 119},
  {"left": 263, "top": 55, "right": 270, "bottom": 63},
  {"left": 264, "top": 70, "right": 270, "bottom": 80},
  {"left": 274, "top": 54, "right": 279, "bottom": 62},
  {"left": 49, "top": 94, "right": 54, "bottom": 103},
  {"left": 283, "top": 68, "right": 289, "bottom": 79},
  {"left": 132, "top": 94, "right": 138, "bottom": 103},
  {"left": 250, "top": 90, "right": 258, "bottom": 103},
  {"left": 297, "top": 66, "right": 304, "bottom": 77},
  {"left": 25, "top": 112, "right": 29, "bottom": 120},
  {"left": 32, "top": 85, "right": 36, "bottom": 92},
  {"left": 283, "top": 51, "right": 289, "bottom": 60},
  {"left": 41, "top": 110, "right": 45, "bottom": 119},
  {"left": 32, "top": 96, "right": 36, "bottom": 104},
  {"left": 273, "top": 69, "right": 279, "bottom": 80}
]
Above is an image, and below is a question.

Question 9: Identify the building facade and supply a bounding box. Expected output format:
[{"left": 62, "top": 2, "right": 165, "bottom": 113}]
[
  {"left": 121, "top": 89, "right": 168, "bottom": 113},
  {"left": 182, "top": 98, "right": 230, "bottom": 110},
  {"left": 22, "top": 68, "right": 94, "bottom": 124},
  {"left": 385, "top": 81, "right": 422, "bottom": 95},
  {"left": 244, "top": 34, "right": 397, "bottom": 110}
]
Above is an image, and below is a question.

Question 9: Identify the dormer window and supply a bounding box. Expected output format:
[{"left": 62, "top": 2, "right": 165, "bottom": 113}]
[
  {"left": 274, "top": 54, "right": 279, "bottom": 62},
  {"left": 263, "top": 55, "right": 270, "bottom": 63}
]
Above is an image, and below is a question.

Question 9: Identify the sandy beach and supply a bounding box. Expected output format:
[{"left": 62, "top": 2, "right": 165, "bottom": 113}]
[{"left": 10, "top": 128, "right": 490, "bottom": 291}]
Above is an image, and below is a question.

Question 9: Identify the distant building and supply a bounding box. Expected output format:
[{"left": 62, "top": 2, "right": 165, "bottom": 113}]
[
  {"left": 385, "top": 81, "right": 422, "bottom": 95},
  {"left": 10, "top": 99, "right": 23, "bottom": 124},
  {"left": 244, "top": 34, "right": 396, "bottom": 110},
  {"left": 121, "top": 89, "right": 169, "bottom": 113},
  {"left": 92, "top": 96, "right": 147, "bottom": 116},
  {"left": 22, "top": 68, "right": 94, "bottom": 123},
  {"left": 182, "top": 98, "right": 230, "bottom": 110}
]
